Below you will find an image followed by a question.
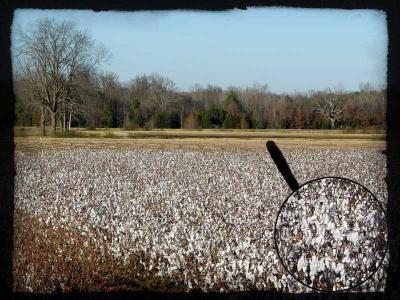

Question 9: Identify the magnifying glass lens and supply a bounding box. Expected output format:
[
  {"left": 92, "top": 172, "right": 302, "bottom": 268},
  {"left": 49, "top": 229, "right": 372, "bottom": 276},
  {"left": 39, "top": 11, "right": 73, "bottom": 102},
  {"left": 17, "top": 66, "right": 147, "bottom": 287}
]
[{"left": 275, "top": 177, "right": 387, "bottom": 292}]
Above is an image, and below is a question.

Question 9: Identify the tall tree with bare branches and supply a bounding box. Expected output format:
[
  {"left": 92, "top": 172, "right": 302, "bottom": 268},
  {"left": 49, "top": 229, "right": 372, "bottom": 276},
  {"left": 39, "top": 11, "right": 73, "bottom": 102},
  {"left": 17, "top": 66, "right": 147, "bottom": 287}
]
[
  {"left": 314, "top": 87, "right": 345, "bottom": 129},
  {"left": 14, "top": 18, "right": 110, "bottom": 135},
  {"left": 148, "top": 73, "right": 176, "bottom": 113}
]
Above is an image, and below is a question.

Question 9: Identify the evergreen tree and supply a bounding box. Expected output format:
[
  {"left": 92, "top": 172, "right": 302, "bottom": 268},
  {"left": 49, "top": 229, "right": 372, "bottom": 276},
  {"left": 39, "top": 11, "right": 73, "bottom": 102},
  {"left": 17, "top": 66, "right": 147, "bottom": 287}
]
[
  {"left": 199, "top": 110, "right": 211, "bottom": 128},
  {"left": 103, "top": 101, "right": 113, "bottom": 128},
  {"left": 222, "top": 114, "right": 239, "bottom": 128},
  {"left": 223, "top": 91, "right": 241, "bottom": 128},
  {"left": 240, "top": 114, "right": 250, "bottom": 129},
  {"left": 209, "top": 106, "right": 226, "bottom": 128},
  {"left": 226, "top": 90, "right": 240, "bottom": 106},
  {"left": 130, "top": 99, "right": 143, "bottom": 127}
]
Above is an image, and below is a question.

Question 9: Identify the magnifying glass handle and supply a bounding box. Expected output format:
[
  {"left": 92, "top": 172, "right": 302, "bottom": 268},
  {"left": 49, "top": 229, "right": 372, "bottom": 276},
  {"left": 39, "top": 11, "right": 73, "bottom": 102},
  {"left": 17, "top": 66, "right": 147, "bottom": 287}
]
[{"left": 266, "top": 141, "right": 300, "bottom": 192}]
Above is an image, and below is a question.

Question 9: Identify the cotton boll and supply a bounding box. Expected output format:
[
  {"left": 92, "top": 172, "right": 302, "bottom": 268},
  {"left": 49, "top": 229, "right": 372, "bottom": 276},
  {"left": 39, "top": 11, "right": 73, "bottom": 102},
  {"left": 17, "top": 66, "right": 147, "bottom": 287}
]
[{"left": 297, "top": 255, "right": 306, "bottom": 273}]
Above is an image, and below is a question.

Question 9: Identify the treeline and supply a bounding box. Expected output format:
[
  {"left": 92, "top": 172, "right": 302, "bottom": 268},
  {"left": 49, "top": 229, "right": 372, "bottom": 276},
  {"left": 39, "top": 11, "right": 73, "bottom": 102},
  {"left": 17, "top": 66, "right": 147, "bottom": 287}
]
[
  {"left": 12, "top": 18, "right": 386, "bottom": 134},
  {"left": 14, "top": 73, "right": 386, "bottom": 131}
]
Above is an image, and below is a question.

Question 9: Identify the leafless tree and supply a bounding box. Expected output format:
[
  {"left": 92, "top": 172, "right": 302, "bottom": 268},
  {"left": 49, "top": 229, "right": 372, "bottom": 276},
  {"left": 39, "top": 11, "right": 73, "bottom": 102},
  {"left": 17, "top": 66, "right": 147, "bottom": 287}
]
[
  {"left": 99, "top": 72, "right": 119, "bottom": 95},
  {"left": 191, "top": 84, "right": 223, "bottom": 109},
  {"left": 240, "top": 83, "right": 269, "bottom": 127},
  {"left": 314, "top": 87, "right": 345, "bottom": 129},
  {"left": 13, "top": 18, "right": 110, "bottom": 135},
  {"left": 148, "top": 73, "right": 176, "bottom": 113}
]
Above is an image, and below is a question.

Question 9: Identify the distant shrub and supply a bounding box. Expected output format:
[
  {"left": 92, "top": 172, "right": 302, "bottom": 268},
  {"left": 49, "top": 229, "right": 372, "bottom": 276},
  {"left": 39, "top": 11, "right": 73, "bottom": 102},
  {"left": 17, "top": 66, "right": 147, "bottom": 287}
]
[
  {"left": 104, "top": 131, "right": 116, "bottom": 138},
  {"left": 85, "top": 125, "right": 96, "bottom": 131},
  {"left": 153, "top": 112, "right": 180, "bottom": 129},
  {"left": 240, "top": 114, "right": 251, "bottom": 129},
  {"left": 222, "top": 114, "right": 240, "bottom": 129},
  {"left": 310, "top": 119, "right": 332, "bottom": 129},
  {"left": 102, "top": 101, "right": 114, "bottom": 128},
  {"left": 183, "top": 113, "right": 199, "bottom": 129},
  {"left": 53, "top": 131, "right": 82, "bottom": 138},
  {"left": 343, "top": 127, "right": 357, "bottom": 134}
]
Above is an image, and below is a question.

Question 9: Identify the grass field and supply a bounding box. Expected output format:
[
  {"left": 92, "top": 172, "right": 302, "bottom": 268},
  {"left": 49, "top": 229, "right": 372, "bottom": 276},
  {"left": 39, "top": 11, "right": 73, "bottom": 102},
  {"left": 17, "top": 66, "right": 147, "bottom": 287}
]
[{"left": 14, "top": 127, "right": 385, "bottom": 152}]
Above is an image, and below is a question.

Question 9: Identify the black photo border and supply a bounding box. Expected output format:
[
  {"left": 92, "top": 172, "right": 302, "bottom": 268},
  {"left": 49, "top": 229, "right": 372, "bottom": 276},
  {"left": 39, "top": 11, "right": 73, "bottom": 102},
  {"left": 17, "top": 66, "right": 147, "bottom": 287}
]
[{"left": 1, "top": 1, "right": 399, "bottom": 300}]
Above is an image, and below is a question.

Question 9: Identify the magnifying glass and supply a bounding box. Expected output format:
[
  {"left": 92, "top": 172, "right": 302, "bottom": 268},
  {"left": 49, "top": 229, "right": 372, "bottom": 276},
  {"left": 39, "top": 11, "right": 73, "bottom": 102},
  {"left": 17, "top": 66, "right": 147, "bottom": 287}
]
[{"left": 266, "top": 141, "right": 388, "bottom": 292}]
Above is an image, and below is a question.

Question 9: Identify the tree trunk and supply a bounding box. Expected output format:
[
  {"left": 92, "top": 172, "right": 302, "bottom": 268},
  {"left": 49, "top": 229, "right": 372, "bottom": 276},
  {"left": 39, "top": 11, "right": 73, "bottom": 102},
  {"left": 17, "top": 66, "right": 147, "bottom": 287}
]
[
  {"left": 65, "top": 111, "right": 68, "bottom": 132},
  {"left": 63, "top": 111, "right": 66, "bottom": 133},
  {"left": 51, "top": 111, "right": 57, "bottom": 134},
  {"left": 68, "top": 111, "right": 72, "bottom": 131},
  {"left": 41, "top": 105, "right": 46, "bottom": 136},
  {"left": 123, "top": 104, "right": 127, "bottom": 128},
  {"left": 330, "top": 118, "right": 336, "bottom": 129},
  {"left": 65, "top": 112, "right": 69, "bottom": 132}
]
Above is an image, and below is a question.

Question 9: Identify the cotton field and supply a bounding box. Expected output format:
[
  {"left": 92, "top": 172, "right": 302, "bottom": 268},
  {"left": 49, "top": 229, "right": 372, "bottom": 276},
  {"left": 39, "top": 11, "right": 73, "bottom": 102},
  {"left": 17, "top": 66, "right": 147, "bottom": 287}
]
[{"left": 14, "top": 147, "right": 388, "bottom": 293}]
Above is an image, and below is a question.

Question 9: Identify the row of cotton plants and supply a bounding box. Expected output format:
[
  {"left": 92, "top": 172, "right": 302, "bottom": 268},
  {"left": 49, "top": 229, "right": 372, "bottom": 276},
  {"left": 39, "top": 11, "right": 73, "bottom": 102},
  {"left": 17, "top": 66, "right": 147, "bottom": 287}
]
[{"left": 14, "top": 147, "right": 388, "bottom": 292}]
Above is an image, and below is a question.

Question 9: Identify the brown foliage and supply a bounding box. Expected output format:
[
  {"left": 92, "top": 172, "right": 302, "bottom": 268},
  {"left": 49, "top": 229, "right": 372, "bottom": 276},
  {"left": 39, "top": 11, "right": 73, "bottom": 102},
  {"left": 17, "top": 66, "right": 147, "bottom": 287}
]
[
  {"left": 183, "top": 113, "right": 199, "bottom": 129},
  {"left": 294, "top": 112, "right": 306, "bottom": 129}
]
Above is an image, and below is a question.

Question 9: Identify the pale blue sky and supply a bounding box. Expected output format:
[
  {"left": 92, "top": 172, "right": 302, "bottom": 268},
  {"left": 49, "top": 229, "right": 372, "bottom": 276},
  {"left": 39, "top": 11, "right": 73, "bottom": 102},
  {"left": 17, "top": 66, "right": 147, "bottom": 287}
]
[{"left": 12, "top": 8, "right": 387, "bottom": 94}]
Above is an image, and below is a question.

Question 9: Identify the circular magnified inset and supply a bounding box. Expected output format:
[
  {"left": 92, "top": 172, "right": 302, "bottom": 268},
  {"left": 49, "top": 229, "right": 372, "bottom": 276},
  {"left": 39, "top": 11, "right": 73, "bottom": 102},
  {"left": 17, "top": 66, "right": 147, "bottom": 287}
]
[{"left": 274, "top": 177, "right": 388, "bottom": 292}]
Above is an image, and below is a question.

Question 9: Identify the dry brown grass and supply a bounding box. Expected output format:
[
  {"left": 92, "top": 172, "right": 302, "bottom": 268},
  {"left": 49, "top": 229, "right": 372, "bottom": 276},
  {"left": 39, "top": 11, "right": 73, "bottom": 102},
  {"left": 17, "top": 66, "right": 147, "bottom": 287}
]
[
  {"left": 14, "top": 126, "right": 386, "bottom": 153},
  {"left": 79, "top": 128, "right": 384, "bottom": 139},
  {"left": 14, "top": 136, "right": 385, "bottom": 153},
  {"left": 15, "top": 126, "right": 385, "bottom": 139}
]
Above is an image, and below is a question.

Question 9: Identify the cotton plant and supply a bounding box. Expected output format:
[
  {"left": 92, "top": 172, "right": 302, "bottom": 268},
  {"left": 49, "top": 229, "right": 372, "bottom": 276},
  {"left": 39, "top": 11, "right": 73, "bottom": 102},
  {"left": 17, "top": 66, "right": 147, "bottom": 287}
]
[{"left": 14, "top": 148, "right": 387, "bottom": 292}]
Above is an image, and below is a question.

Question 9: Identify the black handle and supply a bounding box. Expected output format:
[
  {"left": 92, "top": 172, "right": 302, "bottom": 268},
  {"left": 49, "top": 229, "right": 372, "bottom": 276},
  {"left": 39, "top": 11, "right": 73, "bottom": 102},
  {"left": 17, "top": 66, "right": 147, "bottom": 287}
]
[{"left": 266, "top": 141, "right": 300, "bottom": 191}]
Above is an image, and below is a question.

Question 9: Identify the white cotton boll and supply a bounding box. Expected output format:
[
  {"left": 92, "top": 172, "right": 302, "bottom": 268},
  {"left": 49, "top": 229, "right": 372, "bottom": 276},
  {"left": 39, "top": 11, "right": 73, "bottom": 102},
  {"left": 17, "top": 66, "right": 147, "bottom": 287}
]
[
  {"left": 317, "top": 259, "right": 326, "bottom": 273},
  {"left": 257, "top": 265, "right": 263, "bottom": 274},
  {"left": 297, "top": 255, "right": 306, "bottom": 272},
  {"left": 333, "top": 228, "right": 342, "bottom": 241},
  {"left": 323, "top": 213, "right": 331, "bottom": 225},
  {"left": 350, "top": 231, "right": 359, "bottom": 246},
  {"left": 315, "top": 235, "right": 324, "bottom": 245},
  {"left": 310, "top": 255, "right": 318, "bottom": 276},
  {"left": 245, "top": 271, "right": 254, "bottom": 281},
  {"left": 244, "top": 259, "right": 250, "bottom": 272}
]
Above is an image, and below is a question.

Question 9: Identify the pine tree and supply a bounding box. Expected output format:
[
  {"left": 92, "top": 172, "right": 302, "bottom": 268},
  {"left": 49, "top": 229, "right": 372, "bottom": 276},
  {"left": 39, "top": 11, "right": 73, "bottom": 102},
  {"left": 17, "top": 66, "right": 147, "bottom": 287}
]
[{"left": 103, "top": 101, "right": 113, "bottom": 128}]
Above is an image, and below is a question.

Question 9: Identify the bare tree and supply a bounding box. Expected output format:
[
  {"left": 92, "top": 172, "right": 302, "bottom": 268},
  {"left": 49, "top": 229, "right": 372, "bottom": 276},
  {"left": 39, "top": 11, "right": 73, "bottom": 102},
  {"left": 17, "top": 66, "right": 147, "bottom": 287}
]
[
  {"left": 15, "top": 65, "right": 50, "bottom": 135},
  {"left": 241, "top": 83, "right": 269, "bottom": 128},
  {"left": 14, "top": 18, "right": 110, "bottom": 135},
  {"left": 99, "top": 72, "right": 119, "bottom": 95},
  {"left": 314, "top": 87, "right": 345, "bottom": 129},
  {"left": 148, "top": 73, "right": 176, "bottom": 113},
  {"left": 190, "top": 84, "right": 223, "bottom": 109},
  {"left": 61, "top": 68, "right": 95, "bottom": 132}
]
